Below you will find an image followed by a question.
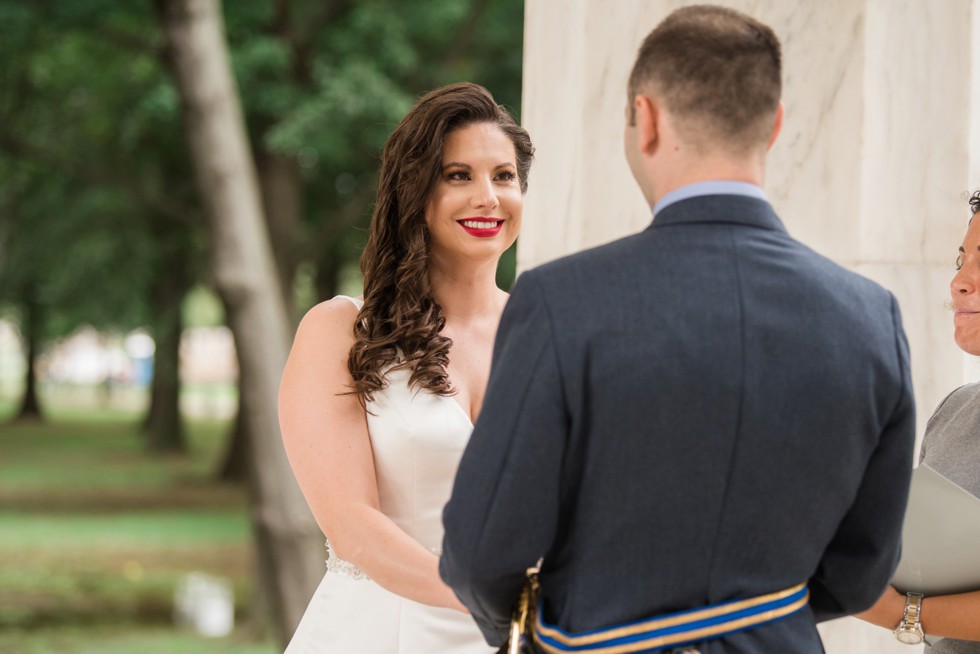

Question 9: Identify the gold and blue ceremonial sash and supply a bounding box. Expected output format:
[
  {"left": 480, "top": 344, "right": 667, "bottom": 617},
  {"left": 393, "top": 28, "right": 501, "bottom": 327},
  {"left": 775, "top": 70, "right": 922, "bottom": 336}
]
[{"left": 533, "top": 582, "right": 809, "bottom": 653}]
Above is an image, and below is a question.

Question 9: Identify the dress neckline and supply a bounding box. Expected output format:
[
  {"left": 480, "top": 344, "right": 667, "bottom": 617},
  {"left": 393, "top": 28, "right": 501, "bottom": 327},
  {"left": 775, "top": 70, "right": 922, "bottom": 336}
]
[
  {"left": 443, "top": 392, "right": 475, "bottom": 428},
  {"left": 336, "top": 295, "right": 363, "bottom": 310},
  {"left": 337, "top": 295, "right": 476, "bottom": 427}
]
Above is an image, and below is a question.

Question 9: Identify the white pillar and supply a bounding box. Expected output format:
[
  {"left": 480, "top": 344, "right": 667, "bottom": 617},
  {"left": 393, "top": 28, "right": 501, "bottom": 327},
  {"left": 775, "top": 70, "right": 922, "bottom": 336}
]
[{"left": 521, "top": 1, "right": 980, "bottom": 651}]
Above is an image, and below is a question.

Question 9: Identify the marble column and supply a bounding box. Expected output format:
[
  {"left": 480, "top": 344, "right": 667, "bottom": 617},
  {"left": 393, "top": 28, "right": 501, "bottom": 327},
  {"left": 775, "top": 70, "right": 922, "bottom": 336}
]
[{"left": 520, "top": 0, "right": 980, "bottom": 651}]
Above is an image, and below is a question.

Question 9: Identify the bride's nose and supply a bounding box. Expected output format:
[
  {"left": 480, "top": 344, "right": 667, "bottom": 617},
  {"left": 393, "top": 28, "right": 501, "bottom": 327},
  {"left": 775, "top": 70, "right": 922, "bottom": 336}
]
[{"left": 469, "top": 176, "right": 499, "bottom": 210}]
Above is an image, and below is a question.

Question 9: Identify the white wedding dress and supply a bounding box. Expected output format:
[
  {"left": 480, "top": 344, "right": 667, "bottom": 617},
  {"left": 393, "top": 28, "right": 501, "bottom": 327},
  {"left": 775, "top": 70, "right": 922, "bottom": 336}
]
[{"left": 285, "top": 296, "right": 495, "bottom": 654}]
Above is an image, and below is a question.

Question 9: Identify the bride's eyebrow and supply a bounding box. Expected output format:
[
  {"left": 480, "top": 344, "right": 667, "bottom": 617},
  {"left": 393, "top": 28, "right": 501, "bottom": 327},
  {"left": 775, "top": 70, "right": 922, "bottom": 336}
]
[{"left": 442, "top": 162, "right": 470, "bottom": 169}]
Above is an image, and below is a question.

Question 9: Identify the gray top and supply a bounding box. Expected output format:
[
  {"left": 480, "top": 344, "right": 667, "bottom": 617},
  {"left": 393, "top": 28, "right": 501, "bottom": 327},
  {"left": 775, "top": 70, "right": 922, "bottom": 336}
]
[{"left": 919, "top": 382, "right": 980, "bottom": 653}]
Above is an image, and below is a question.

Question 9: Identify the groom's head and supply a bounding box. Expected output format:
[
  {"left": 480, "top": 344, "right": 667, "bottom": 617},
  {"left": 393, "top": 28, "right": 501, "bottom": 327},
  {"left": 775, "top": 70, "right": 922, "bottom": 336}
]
[{"left": 624, "top": 5, "right": 783, "bottom": 204}]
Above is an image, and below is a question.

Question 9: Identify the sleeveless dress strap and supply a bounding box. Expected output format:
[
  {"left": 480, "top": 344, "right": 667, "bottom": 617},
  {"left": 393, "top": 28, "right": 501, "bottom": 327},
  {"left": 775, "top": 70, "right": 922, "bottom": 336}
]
[{"left": 336, "top": 295, "right": 364, "bottom": 310}]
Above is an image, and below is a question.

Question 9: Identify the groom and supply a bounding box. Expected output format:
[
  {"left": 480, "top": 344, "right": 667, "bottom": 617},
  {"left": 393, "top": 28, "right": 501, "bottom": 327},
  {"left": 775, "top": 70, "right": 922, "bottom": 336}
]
[{"left": 441, "top": 5, "right": 915, "bottom": 653}]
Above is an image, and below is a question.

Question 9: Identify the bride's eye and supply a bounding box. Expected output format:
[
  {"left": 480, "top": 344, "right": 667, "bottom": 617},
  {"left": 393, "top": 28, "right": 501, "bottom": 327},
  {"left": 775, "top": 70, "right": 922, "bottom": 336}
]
[{"left": 955, "top": 253, "right": 964, "bottom": 271}]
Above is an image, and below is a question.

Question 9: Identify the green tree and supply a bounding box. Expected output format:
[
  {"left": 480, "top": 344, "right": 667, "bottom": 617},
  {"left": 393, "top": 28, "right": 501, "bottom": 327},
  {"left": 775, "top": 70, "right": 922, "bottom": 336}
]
[
  {"left": 0, "top": 0, "right": 526, "bottom": 642},
  {"left": 212, "top": 0, "right": 524, "bottom": 479},
  {"left": 0, "top": 1, "right": 203, "bottom": 446}
]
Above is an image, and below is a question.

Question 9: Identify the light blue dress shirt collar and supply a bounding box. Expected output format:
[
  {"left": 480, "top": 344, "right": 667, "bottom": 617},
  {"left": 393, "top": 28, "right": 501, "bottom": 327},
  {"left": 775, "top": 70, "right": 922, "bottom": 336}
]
[{"left": 652, "top": 180, "right": 768, "bottom": 217}]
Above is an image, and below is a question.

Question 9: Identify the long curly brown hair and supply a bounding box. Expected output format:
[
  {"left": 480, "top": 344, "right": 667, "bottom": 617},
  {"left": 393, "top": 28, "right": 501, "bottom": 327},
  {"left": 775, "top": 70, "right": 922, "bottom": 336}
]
[{"left": 348, "top": 83, "right": 534, "bottom": 403}]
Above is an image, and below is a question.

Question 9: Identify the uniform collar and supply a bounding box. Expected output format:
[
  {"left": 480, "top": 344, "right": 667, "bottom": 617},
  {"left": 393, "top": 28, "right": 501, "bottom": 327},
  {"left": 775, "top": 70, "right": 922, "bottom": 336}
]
[{"left": 653, "top": 181, "right": 768, "bottom": 217}]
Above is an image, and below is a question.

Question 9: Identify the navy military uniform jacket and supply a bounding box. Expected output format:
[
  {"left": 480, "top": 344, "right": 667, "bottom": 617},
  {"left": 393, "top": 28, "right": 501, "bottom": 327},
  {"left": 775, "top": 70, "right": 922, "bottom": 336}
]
[{"left": 440, "top": 194, "right": 916, "bottom": 652}]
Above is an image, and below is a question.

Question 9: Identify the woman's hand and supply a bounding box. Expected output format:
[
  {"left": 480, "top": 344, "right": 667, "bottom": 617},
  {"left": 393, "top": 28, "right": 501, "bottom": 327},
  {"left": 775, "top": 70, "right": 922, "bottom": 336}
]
[
  {"left": 857, "top": 586, "right": 980, "bottom": 641},
  {"left": 855, "top": 586, "right": 905, "bottom": 629}
]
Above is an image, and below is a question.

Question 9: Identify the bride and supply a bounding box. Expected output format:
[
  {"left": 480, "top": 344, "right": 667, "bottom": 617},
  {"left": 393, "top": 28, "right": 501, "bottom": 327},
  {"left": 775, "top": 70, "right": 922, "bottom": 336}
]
[{"left": 278, "top": 82, "right": 534, "bottom": 652}]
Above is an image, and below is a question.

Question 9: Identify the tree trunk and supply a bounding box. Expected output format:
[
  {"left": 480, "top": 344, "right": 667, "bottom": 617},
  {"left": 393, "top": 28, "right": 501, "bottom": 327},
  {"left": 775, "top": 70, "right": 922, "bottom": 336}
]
[
  {"left": 154, "top": 0, "right": 323, "bottom": 645},
  {"left": 218, "top": 366, "right": 248, "bottom": 482},
  {"left": 0, "top": 197, "right": 10, "bottom": 285},
  {"left": 257, "top": 151, "right": 303, "bottom": 322},
  {"left": 142, "top": 267, "right": 186, "bottom": 452},
  {"left": 16, "top": 286, "right": 42, "bottom": 421},
  {"left": 313, "top": 239, "right": 342, "bottom": 304},
  {"left": 222, "top": 104, "right": 307, "bottom": 483},
  {"left": 308, "top": 179, "right": 376, "bottom": 305}
]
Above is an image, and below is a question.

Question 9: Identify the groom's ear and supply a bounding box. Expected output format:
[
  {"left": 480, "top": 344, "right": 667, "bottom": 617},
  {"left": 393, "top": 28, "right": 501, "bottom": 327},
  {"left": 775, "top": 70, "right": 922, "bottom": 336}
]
[
  {"left": 767, "top": 101, "right": 784, "bottom": 151},
  {"left": 634, "top": 94, "right": 659, "bottom": 156}
]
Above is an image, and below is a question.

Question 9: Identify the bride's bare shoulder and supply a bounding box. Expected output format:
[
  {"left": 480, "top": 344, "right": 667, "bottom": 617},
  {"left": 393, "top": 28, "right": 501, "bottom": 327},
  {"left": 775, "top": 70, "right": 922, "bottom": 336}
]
[
  {"left": 302, "top": 296, "right": 361, "bottom": 328},
  {"left": 292, "top": 296, "right": 362, "bottom": 353}
]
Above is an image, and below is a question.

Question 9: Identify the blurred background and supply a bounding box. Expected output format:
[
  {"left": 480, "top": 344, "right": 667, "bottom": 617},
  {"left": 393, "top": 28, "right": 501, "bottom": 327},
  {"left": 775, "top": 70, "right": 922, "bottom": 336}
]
[{"left": 0, "top": 1, "right": 524, "bottom": 652}]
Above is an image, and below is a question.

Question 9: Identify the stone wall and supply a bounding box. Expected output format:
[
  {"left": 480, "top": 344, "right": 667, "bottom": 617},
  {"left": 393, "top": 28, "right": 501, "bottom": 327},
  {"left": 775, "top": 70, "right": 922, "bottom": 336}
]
[{"left": 519, "top": 1, "right": 980, "bottom": 650}]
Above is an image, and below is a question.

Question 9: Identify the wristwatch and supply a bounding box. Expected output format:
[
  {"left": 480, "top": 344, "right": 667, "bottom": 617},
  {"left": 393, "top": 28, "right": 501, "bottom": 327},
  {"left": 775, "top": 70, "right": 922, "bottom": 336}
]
[{"left": 893, "top": 592, "right": 924, "bottom": 645}]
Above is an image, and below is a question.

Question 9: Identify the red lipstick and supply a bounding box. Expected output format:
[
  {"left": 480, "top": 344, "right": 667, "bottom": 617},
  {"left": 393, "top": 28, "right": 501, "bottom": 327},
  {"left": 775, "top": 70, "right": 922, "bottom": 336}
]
[{"left": 456, "top": 218, "right": 503, "bottom": 238}]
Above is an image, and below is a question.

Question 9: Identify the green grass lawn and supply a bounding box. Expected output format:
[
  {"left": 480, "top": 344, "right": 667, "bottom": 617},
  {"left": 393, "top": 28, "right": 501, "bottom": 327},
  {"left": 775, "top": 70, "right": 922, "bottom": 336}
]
[
  {"left": 0, "top": 626, "right": 277, "bottom": 654},
  {"left": 0, "top": 395, "right": 277, "bottom": 654}
]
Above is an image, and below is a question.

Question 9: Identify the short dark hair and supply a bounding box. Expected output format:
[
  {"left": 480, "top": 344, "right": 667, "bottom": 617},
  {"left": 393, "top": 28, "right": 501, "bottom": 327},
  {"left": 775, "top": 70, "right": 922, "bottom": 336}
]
[{"left": 628, "top": 4, "right": 782, "bottom": 152}]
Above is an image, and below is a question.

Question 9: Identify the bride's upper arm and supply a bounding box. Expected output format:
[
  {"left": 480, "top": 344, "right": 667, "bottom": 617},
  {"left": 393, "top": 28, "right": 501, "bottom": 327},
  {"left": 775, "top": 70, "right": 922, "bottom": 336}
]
[{"left": 278, "top": 298, "right": 379, "bottom": 548}]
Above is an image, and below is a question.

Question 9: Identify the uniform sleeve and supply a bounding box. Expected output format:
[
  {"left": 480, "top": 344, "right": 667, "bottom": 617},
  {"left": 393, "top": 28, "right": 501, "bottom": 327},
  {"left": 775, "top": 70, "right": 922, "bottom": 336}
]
[
  {"left": 440, "top": 271, "right": 569, "bottom": 645},
  {"left": 808, "top": 294, "right": 917, "bottom": 621}
]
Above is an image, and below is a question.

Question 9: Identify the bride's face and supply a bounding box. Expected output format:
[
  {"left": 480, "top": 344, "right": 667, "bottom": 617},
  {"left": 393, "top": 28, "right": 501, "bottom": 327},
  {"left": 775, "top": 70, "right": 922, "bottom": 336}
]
[{"left": 424, "top": 122, "right": 522, "bottom": 266}]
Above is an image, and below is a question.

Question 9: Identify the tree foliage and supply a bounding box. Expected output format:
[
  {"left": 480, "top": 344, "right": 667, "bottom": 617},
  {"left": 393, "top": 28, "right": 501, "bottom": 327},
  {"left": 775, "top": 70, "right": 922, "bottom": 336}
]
[
  {"left": 0, "top": 0, "right": 524, "bottom": 634},
  {"left": 0, "top": 1, "right": 201, "bottom": 427},
  {"left": 0, "top": 0, "right": 524, "bottom": 334},
  {"left": 223, "top": 0, "right": 526, "bottom": 306}
]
